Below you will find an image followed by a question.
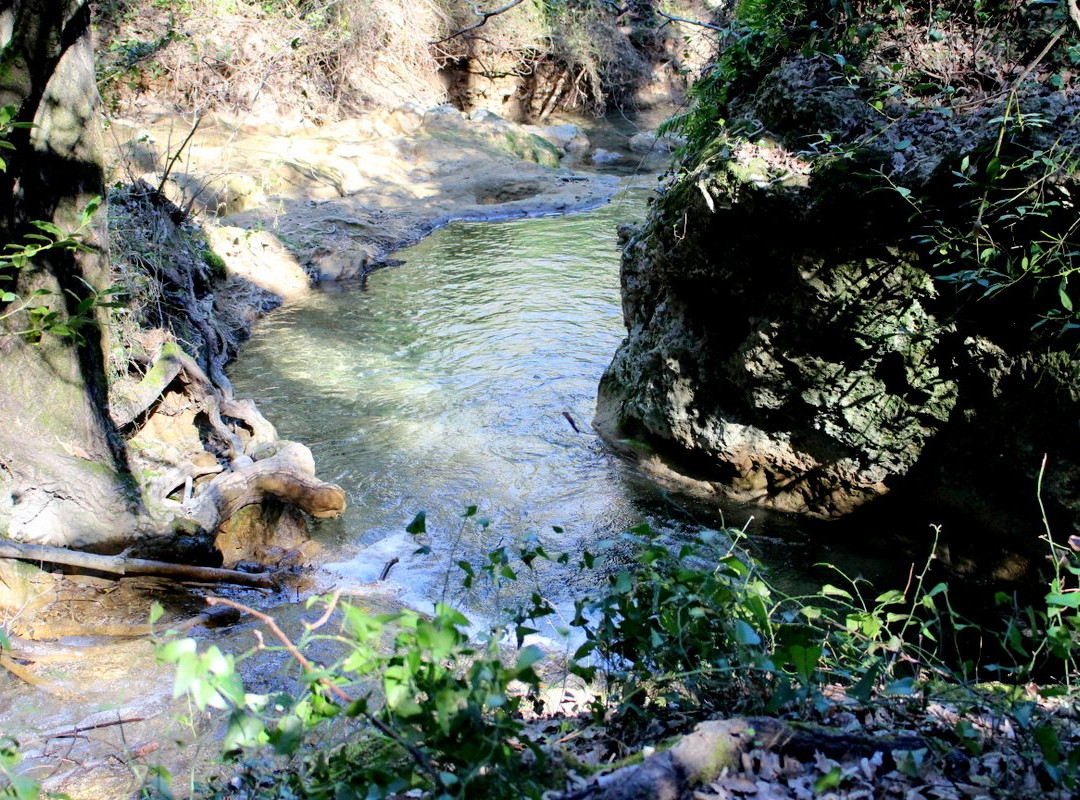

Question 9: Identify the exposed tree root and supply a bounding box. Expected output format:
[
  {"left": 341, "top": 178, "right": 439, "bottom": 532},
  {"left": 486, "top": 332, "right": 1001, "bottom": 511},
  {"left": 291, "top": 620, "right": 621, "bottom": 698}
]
[{"left": 0, "top": 653, "right": 71, "bottom": 697}]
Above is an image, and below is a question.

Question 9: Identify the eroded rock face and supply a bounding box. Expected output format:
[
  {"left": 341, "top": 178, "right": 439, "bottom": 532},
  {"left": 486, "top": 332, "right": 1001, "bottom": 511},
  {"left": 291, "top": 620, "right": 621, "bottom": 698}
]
[
  {"left": 598, "top": 144, "right": 959, "bottom": 518},
  {"left": 596, "top": 56, "right": 1080, "bottom": 574}
]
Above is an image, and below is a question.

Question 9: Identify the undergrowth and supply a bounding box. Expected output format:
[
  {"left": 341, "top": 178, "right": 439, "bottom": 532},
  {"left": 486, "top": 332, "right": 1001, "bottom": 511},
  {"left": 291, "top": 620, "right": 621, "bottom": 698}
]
[
  {"left": 658, "top": 0, "right": 1079, "bottom": 336},
  {"left": 126, "top": 492, "right": 1080, "bottom": 799}
]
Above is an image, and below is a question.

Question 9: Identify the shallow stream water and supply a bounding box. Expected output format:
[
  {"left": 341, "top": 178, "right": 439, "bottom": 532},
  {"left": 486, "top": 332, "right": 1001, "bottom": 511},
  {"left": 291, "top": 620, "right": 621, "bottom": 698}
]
[{"left": 228, "top": 179, "right": 823, "bottom": 631}]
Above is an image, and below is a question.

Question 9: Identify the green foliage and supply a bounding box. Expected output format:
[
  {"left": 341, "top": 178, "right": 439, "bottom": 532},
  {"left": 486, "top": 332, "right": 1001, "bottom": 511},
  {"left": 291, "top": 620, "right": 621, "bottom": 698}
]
[
  {"left": 908, "top": 106, "right": 1080, "bottom": 335},
  {"left": 0, "top": 191, "right": 122, "bottom": 344},
  {"left": 660, "top": 0, "right": 1078, "bottom": 332},
  {"left": 0, "top": 105, "right": 123, "bottom": 344},
  {"left": 151, "top": 496, "right": 1080, "bottom": 796},
  {"left": 570, "top": 524, "right": 776, "bottom": 722},
  {"left": 0, "top": 738, "right": 38, "bottom": 800},
  {"left": 157, "top": 596, "right": 547, "bottom": 798},
  {"left": 658, "top": 0, "right": 834, "bottom": 157}
]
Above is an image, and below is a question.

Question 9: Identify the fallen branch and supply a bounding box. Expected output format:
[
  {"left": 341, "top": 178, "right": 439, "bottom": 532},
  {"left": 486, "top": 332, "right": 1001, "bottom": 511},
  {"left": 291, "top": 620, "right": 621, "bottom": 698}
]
[
  {"left": 0, "top": 540, "right": 276, "bottom": 589},
  {"left": 654, "top": 8, "right": 723, "bottom": 32},
  {"left": 556, "top": 717, "right": 928, "bottom": 800}
]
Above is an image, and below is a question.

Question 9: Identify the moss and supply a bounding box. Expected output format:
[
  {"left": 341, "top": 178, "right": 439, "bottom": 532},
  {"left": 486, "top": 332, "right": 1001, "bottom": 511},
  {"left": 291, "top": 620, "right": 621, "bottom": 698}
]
[{"left": 200, "top": 248, "right": 227, "bottom": 279}]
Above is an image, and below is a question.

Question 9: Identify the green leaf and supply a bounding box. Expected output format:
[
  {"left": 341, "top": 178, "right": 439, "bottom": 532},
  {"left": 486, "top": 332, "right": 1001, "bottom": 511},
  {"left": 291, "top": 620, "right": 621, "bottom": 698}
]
[
  {"left": 405, "top": 510, "right": 427, "bottom": 535},
  {"left": 814, "top": 765, "right": 842, "bottom": 793},
  {"left": 515, "top": 645, "right": 544, "bottom": 672},
  {"left": 1034, "top": 724, "right": 1061, "bottom": 766},
  {"left": 848, "top": 662, "right": 881, "bottom": 703},
  {"left": 821, "top": 583, "right": 853, "bottom": 600},
  {"left": 158, "top": 637, "right": 197, "bottom": 664},
  {"left": 148, "top": 601, "right": 164, "bottom": 625},
  {"left": 986, "top": 157, "right": 1001, "bottom": 180},
  {"left": 733, "top": 619, "right": 761, "bottom": 646},
  {"left": 223, "top": 710, "right": 267, "bottom": 752},
  {"left": 29, "top": 220, "right": 63, "bottom": 237},
  {"left": 270, "top": 714, "right": 304, "bottom": 755},
  {"left": 1059, "top": 279, "right": 1073, "bottom": 312},
  {"left": 1045, "top": 591, "right": 1080, "bottom": 609},
  {"left": 775, "top": 624, "right": 823, "bottom": 684}
]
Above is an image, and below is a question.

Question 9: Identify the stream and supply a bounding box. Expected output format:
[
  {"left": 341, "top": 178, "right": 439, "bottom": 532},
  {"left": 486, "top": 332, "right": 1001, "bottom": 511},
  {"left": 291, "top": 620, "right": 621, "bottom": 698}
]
[{"left": 228, "top": 178, "right": 840, "bottom": 633}]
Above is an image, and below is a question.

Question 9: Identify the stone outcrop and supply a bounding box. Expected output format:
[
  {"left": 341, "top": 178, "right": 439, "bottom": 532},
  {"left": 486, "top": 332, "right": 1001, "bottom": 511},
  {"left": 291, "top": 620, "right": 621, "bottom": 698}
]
[{"left": 596, "top": 56, "right": 1080, "bottom": 578}]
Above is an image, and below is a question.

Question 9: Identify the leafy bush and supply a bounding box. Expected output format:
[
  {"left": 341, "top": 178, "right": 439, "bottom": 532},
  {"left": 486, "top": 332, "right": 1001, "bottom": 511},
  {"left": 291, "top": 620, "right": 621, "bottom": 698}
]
[{"left": 148, "top": 497, "right": 1080, "bottom": 797}]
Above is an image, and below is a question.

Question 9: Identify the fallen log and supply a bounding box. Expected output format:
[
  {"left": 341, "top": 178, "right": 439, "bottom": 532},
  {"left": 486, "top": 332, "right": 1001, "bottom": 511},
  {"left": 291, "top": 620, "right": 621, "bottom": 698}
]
[
  {"left": 0, "top": 540, "right": 277, "bottom": 589},
  {"left": 556, "top": 717, "right": 929, "bottom": 800}
]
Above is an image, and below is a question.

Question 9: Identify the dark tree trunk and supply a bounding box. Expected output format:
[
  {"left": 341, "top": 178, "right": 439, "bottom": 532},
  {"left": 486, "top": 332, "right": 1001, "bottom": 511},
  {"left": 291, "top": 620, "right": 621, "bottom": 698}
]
[{"left": 0, "top": 0, "right": 140, "bottom": 548}]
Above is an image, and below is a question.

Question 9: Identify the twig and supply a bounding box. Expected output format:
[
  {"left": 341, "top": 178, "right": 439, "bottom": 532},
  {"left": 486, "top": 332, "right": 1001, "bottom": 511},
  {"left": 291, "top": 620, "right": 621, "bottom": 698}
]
[
  {"left": 654, "top": 8, "right": 723, "bottom": 32},
  {"left": 430, "top": 0, "right": 526, "bottom": 45},
  {"left": 204, "top": 596, "right": 441, "bottom": 783},
  {"left": 304, "top": 589, "right": 341, "bottom": 631},
  {"left": 157, "top": 112, "right": 204, "bottom": 197},
  {"left": 44, "top": 716, "right": 147, "bottom": 741},
  {"left": 378, "top": 557, "right": 399, "bottom": 581}
]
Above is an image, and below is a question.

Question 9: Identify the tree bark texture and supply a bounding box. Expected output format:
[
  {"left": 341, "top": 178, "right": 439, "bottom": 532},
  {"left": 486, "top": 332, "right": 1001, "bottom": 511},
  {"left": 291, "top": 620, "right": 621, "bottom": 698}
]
[{"left": 0, "top": 0, "right": 140, "bottom": 548}]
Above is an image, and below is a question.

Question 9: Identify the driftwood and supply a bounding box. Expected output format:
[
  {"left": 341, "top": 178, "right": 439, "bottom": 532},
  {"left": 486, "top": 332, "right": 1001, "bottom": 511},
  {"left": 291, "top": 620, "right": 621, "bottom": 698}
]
[
  {"left": 557, "top": 717, "right": 929, "bottom": 800},
  {"left": 0, "top": 540, "right": 277, "bottom": 589},
  {"left": 179, "top": 441, "right": 346, "bottom": 532}
]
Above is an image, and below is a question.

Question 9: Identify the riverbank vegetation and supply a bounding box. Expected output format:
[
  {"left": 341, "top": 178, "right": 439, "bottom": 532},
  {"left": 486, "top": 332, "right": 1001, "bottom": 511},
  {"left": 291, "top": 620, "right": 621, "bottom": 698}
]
[
  {"left": 3, "top": 0, "right": 1080, "bottom": 798},
  {"left": 129, "top": 505, "right": 1080, "bottom": 798},
  {"left": 92, "top": 0, "right": 713, "bottom": 123}
]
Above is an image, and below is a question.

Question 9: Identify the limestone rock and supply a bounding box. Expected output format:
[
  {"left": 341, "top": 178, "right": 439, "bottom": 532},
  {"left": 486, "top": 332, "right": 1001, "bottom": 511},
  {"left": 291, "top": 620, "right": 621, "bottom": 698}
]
[{"left": 596, "top": 56, "right": 1080, "bottom": 577}]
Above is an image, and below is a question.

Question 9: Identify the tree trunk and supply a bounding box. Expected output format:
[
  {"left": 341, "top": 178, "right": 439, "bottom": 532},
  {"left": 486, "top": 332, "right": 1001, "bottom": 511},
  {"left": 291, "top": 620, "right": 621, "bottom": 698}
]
[{"left": 0, "top": 0, "right": 140, "bottom": 548}]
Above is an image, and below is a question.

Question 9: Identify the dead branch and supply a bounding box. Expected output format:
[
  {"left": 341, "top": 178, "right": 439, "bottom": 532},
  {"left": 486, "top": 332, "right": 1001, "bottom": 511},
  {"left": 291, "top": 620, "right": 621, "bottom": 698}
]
[
  {"left": 654, "top": 9, "right": 723, "bottom": 33},
  {"left": 157, "top": 112, "right": 204, "bottom": 197},
  {"left": 430, "top": 0, "right": 526, "bottom": 45},
  {"left": 0, "top": 540, "right": 276, "bottom": 589},
  {"left": 205, "top": 596, "right": 441, "bottom": 784},
  {"left": 556, "top": 717, "right": 929, "bottom": 800}
]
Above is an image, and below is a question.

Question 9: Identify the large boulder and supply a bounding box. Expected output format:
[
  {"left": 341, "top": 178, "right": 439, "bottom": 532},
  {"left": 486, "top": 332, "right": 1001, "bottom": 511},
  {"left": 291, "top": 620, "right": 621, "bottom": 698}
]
[{"left": 596, "top": 54, "right": 1080, "bottom": 580}]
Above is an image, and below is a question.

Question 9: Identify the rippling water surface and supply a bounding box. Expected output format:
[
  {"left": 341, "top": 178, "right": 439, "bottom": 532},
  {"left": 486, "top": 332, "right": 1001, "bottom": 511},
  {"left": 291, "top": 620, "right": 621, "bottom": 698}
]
[{"left": 230, "top": 184, "right": 780, "bottom": 621}]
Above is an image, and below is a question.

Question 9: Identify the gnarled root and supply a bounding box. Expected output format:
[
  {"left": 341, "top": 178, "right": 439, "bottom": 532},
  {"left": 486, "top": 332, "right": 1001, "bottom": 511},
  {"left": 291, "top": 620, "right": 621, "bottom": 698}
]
[{"left": 180, "top": 441, "right": 346, "bottom": 533}]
